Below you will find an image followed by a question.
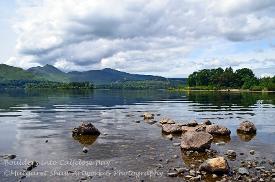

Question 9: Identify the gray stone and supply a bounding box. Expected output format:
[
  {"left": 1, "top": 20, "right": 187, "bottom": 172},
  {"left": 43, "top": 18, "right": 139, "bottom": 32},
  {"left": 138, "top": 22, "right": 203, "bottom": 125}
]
[
  {"left": 162, "top": 124, "right": 182, "bottom": 134},
  {"left": 237, "top": 120, "right": 257, "bottom": 134},
  {"left": 249, "top": 150, "right": 255, "bottom": 155},
  {"left": 238, "top": 167, "right": 249, "bottom": 175},
  {"left": 181, "top": 131, "right": 213, "bottom": 151}
]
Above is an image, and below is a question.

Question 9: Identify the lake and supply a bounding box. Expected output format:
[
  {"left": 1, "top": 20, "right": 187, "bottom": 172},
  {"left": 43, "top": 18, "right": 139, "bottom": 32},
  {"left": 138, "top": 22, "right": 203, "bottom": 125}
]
[{"left": 0, "top": 89, "right": 275, "bottom": 181}]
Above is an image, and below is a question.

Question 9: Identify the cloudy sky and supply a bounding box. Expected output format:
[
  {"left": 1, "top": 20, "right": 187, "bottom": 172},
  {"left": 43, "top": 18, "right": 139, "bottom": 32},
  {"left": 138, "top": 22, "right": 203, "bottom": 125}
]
[{"left": 0, "top": 0, "right": 275, "bottom": 77}]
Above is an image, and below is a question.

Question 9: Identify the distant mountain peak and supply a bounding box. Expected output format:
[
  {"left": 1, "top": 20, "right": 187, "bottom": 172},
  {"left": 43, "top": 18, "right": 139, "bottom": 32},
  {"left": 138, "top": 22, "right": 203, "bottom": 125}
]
[{"left": 28, "top": 64, "right": 64, "bottom": 74}]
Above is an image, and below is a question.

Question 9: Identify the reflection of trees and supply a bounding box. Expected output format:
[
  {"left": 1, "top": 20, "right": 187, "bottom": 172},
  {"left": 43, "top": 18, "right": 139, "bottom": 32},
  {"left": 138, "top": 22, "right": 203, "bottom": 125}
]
[{"left": 185, "top": 91, "right": 275, "bottom": 107}]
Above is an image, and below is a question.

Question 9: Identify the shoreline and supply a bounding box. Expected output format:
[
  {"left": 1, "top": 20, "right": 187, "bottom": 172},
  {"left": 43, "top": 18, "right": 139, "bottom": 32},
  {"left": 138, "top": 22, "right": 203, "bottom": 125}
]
[{"left": 170, "top": 88, "right": 275, "bottom": 93}]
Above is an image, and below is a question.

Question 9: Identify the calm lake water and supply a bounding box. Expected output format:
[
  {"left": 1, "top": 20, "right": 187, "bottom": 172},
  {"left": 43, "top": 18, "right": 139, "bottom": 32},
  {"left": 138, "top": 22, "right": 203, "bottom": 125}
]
[{"left": 0, "top": 89, "right": 275, "bottom": 181}]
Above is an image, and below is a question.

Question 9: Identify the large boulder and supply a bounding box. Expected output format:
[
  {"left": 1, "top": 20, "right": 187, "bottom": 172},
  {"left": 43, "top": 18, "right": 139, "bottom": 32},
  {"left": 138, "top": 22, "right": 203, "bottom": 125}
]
[
  {"left": 206, "top": 125, "right": 231, "bottom": 136},
  {"left": 199, "top": 157, "right": 230, "bottom": 174},
  {"left": 143, "top": 112, "right": 154, "bottom": 120},
  {"left": 162, "top": 124, "right": 182, "bottom": 134},
  {"left": 237, "top": 121, "right": 257, "bottom": 134},
  {"left": 180, "top": 131, "right": 213, "bottom": 151},
  {"left": 72, "top": 123, "right": 100, "bottom": 136}
]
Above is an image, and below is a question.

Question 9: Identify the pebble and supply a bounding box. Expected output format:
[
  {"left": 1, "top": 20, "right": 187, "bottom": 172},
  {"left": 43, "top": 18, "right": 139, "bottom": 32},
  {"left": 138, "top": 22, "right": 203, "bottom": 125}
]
[
  {"left": 212, "top": 174, "right": 217, "bottom": 178},
  {"left": 3, "top": 154, "right": 16, "bottom": 160},
  {"left": 135, "top": 120, "right": 140, "bottom": 123},
  {"left": 216, "top": 142, "right": 226, "bottom": 146},
  {"left": 249, "top": 150, "right": 255, "bottom": 155},
  {"left": 172, "top": 143, "right": 181, "bottom": 146},
  {"left": 167, "top": 134, "right": 173, "bottom": 140},
  {"left": 226, "top": 150, "right": 237, "bottom": 157},
  {"left": 26, "top": 161, "right": 38, "bottom": 171},
  {"left": 174, "top": 167, "right": 188, "bottom": 174},
  {"left": 82, "top": 147, "right": 88, "bottom": 153},
  {"left": 45, "top": 140, "right": 48, "bottom": 143},
  {"left": 189, "top": 170, "right": 196, "bottom": 176},
  {"left": 167, "top": 172, "right": 178, "bottom": 177},
  {"left": 238, "top": 167, "right": 249, "bottom": 175},
  {"left": 255, "top": 166, "right": 265, "bottom": 170},
  {"left": 172, "top": 155, "right": 178, "bottom": 159}
]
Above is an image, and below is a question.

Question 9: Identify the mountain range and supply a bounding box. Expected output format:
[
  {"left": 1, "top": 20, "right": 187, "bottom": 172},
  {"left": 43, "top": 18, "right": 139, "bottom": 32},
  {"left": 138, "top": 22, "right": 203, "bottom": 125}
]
[{"left": 0, "top": 64, "right": 186, "bottom": 86}]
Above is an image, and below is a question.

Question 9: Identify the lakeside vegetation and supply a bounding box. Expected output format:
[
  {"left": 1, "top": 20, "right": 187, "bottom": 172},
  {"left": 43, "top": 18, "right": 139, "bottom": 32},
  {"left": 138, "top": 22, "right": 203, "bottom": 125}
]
[
  {"left": 185, "top": 67, "right": 275, "bottom": 91},
  {"left": 0, "top": 80, "right": 94, "bottom": 89}
]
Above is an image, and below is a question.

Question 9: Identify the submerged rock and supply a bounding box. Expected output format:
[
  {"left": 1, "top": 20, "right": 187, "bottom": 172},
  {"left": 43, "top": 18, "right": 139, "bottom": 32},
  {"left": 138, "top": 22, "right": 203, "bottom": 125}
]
[
  {"left": 180, "top": 131, "right": 213, "bottom": 151},
  {"left": 199, "top": 157, "right": 230, "bottom": 174},
  {"left": 72, "top": 123, "right": 100, "bottom": 136},
  {"left": 162, "top": 124, "right": 182, "bottom": 134},
  {"left": 206, "top": 124, "right": 231, "bottom": 136},
  {"left": 143, "top": 112, "right": 154, "bottom": 120},
  {"left": 237, "top": 120, "right": 257, "bottom": 134}
]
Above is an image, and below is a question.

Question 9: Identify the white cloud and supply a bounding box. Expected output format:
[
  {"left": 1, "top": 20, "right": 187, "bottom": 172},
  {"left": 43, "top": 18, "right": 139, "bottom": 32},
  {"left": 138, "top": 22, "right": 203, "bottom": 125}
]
[{"left": 8, "top": 0, "right": 275, "bottom": 77}]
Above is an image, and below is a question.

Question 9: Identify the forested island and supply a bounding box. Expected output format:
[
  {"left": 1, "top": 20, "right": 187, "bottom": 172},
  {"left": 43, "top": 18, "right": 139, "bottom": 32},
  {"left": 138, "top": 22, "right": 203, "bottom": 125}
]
[{"left": 186, "top": 67, "right": 275, "bottom": 91}]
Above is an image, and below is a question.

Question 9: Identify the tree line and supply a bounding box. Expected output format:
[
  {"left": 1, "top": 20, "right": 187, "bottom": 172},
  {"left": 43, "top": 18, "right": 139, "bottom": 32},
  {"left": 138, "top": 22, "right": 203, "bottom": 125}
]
[
  {"left": 187, "top": 67, "right": 275, "bottom": 91},
  {"left": 0, "top": 80, "right": 94, "bottom": 89}
]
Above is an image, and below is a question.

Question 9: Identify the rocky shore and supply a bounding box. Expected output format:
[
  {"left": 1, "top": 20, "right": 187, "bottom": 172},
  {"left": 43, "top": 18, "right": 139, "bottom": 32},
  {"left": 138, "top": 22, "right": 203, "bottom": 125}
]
[{"left": 141, "top": 112, "right": 275, "bottom": 181}]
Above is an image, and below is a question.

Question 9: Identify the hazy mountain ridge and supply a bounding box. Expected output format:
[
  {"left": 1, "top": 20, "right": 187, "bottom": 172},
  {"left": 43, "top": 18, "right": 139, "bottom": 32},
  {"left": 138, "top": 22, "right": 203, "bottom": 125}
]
[{"left": 0, "top": 64, "right": 186, "bottom": 86}]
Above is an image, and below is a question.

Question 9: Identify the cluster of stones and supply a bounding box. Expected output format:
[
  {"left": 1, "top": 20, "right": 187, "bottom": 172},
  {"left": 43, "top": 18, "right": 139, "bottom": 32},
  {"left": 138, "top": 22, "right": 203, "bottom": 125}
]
[{"left": 157, "top": 116, "right": 261, "bottom": 180}]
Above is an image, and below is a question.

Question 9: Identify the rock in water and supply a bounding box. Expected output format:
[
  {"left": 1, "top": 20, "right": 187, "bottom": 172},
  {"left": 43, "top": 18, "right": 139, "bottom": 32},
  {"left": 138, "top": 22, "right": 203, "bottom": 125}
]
[
  {"left": 27, "top": 161, "right": 38, "bottom": 171},
  {"left": 237, "top": 121, "right": 257, "bottom": 134},
  {"left": 180, "top": 131, "right": 213, "bottom": 151},
  {"left": 187, "top": 120, "right": 198, "bottom": 127},
  {"left": 204, "top": 120, "right": 212, "bottom": 125},
  {"left": 72, "top": 123, "right": 100, "bottom": 136},
  {"left": 206, "top": 125, "right": 231, "bottom": 135},
  {"left": 3, "top": 154, "right": 16, "bottom": 160},
  {"left": 226, "top": 150, "right": 237, "bottom": 158},
  {"left": 143, "top": 112, "right": 154, "bottom": 120},
  {"left": 83, "top": 147, "right": 88, "bottom": 153},
  {"left": 162, "top": 124, "right": 182, "bottom": 134},
  {"left": 159, "top": 118, "right": 175, "bottom": 124},
  {"left": 199, "top": 157, "right": 230, "bottom": 174}
]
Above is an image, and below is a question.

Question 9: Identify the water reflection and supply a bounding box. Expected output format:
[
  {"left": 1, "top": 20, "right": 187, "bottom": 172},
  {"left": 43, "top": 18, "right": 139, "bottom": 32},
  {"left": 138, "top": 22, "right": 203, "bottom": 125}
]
[
  {"left": 73, "top": 135, "right": 98, "bottom": 146},
  {"left": 237, "top": 131, "right": 256, "bottom": 142}
]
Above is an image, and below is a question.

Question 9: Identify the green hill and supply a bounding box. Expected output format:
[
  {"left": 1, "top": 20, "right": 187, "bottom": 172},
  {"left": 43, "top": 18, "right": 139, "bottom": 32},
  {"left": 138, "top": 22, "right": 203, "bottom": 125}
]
[{"left": 0, "top": 64, "right": 38, "bottom": 81}]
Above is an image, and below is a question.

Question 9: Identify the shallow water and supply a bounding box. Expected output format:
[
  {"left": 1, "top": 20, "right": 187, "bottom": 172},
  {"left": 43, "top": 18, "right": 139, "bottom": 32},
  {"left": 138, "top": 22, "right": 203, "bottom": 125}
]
[{"left": 0, "top": 89, "right": 275, "bottom": 181}]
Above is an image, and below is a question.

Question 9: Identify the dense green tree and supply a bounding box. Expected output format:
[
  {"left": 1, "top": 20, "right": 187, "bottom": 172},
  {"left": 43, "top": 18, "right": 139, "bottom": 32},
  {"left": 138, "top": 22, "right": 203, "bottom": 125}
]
[{"left": 187, "top": 67, "right": 275, "bottom": 91}]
